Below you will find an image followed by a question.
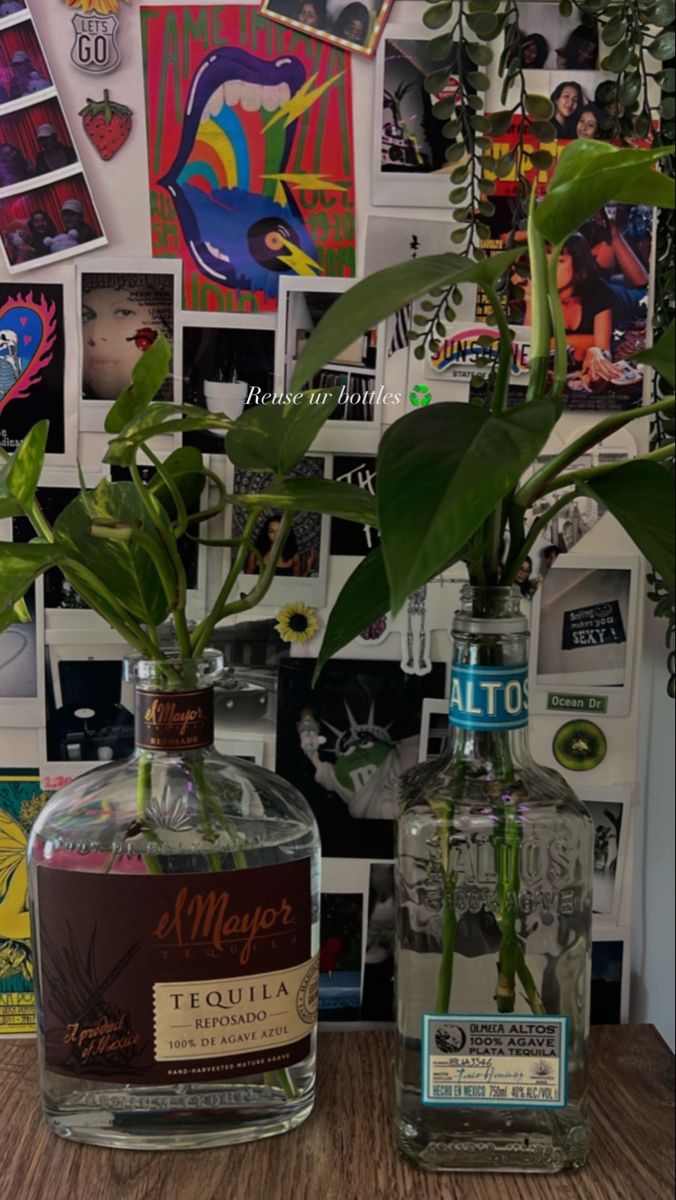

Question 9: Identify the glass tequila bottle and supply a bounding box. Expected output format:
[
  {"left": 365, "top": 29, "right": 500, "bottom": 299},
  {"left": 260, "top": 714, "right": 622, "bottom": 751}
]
[
  {"left": 395, "top": 587, "right": 593, "bottom": 1172},
  {"left": 28, "top": 652, "right": 320, "bottom": 1150}
]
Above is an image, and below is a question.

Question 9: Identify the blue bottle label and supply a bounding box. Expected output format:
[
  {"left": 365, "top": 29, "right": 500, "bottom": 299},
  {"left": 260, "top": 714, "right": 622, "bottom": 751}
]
[
  {"left": 449, "top": 664, "right": 528, "bottom": 731},
  {"left": 421, "top": 1014, "right": 569, "bottom": 1109}
]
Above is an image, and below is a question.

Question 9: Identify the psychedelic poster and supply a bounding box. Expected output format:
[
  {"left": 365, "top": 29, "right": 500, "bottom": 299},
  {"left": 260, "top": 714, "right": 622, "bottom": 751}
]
[
  {"left": 141, "top": 5, "right": 355, "bottom": 312},
  {"left": 0, "top": 767, "right": 46, "bottom": 1036},
  {"left": 0, "top": 283, "right": 65, "bottom": 455}
]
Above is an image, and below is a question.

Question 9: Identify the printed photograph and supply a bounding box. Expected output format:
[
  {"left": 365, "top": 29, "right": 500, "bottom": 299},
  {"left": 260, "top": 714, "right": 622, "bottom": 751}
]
[
  {"left": 80, "top": 268, "right": 176, "bottom": 403},
  {"left": 232, "top": 456, "right": 329, "bottom": 606},
  {"left": 207, "top": 618, "right": 288, "bottom": 739},
  {"left": 44, "top": 641, "right": 134, "bottom": 764},
  {"left": 587, "top": 799, "right": 624, "bottom": 918},
  {"left": 0, "top": 282, "right": 65, "bottom": 455},
  {"left": 181, "top": 320, "right": 275, "bottom": 452},
  {"left": 276, "top": 657, "right": 445, "bottom": 857},
  {"left": 0, "top": 172, "right": 105, "bottom": 271},
  {"left": 0, "top": 0, "right": 27, "bottom": 24},
  {"left": 330, "top": 454, "right": 379, "bottom": 557},
  {"left": 536, "top": 566, "right": 632, "bottom": 689},
  {"left": 380, "top": 38, "right": 464, "bottom": 176},
  {"left": 319, "top": 891, "right": 363, "bottom": 1022},
  {"left": 361, "top": 861, "right": 395, "bottom": 1022},
  {"left": 0, "top": 584, "right": 37, "bottom": 699},
  {"left": 279, "top": 281, "right": 382, "bottom": 434},
  {"left": 0, "top": 20, "right": 52, "bottom": 108},
  {"left": 475, "top": 196, "right": 652, "bottom": 410},
  {"left": 0, "top": 97, "right": 77, "bottom": 193},
  {"left": 591, "top": 939, "right": 625, "bottom": 1024},
  {"left": 512, "top": 9, "right": 599, "bottom": 72},
  {"left": 262, "top": 0, "right": 393, "bottom": 57},
  {"left": 142, "top": 5, "right": 355, "bottom": 312},
  {"left": 0, "top": 766, "right": 46, "bottom": 1035}
]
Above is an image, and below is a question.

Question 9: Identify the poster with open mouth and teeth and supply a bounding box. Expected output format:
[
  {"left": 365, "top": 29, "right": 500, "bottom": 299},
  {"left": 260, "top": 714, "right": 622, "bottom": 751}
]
[{"left": 141, "top": 5, "right": 355, "bottom": 313}]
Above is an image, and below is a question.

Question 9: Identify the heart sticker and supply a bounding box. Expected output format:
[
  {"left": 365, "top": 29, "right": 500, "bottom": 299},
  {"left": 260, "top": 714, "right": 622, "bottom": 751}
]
[{"left": 0, "top": 292, "right": 58, "bottom": 417}]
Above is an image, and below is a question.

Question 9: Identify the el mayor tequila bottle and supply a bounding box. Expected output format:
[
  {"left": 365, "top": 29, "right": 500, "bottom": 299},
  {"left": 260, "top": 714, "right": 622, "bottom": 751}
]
[
  {"left": 395, "top": 587, "right": 593, "bottom": 1172},
  {"left": 28, "top": 652, "right": 320, "bottom": 1150}
]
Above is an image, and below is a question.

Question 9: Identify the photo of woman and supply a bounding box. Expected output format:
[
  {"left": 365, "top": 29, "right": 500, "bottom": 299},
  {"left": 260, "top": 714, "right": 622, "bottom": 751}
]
[
  {"left": 245, "top": 514, "right": 303, "bottom": 578},
  {"left": 80, "top": 271, "right": 174, "bottom": 401},
  {"left": 556, "top": 233, "right": 619, "bottom": 384},
  {"left": 575, "top": 103, "right": 604, "bottom": 140},
  {"left": 550, "top": 81, "right": 584, "bottom": 139},
  {"left": 262, "top": 0, "right": 389, "bottom": 57},
  {"left": 555, "top": 24, "right": 598, "bottom": 70}
]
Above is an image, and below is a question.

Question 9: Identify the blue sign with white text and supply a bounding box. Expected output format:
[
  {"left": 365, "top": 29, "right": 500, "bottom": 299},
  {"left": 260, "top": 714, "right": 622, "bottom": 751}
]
[{"left": 449, "top": 665, "right": 528, "bottom": 731}]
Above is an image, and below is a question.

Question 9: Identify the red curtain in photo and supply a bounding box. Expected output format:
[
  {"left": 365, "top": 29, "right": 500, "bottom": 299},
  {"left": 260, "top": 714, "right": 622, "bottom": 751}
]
[
  {"left": 1, "top": 174, "right": 100, "bottom": 236},
  {"left": 0, "top": 98, "right": 71, "bottom": 163},
  {"left": 0, "top": 20, "right": 50, "bottom": 87}
]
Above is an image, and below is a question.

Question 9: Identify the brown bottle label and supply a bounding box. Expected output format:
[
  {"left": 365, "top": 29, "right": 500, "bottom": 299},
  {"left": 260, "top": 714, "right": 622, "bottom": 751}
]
[
  {"left": 135, "top": 687, "right": 214, "bottom": 751},
  {"left": 36, "top": 859, "right": 317, "bottom": 1085}
]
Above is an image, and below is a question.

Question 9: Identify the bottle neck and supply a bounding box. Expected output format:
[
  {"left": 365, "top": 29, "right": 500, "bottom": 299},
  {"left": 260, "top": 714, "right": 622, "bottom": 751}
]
[
  {"left": 134, "top": 684, "right": 215, "bottom": 755},
  {"left": 445, "top": 588, "right": 533, "bottom": 775}
]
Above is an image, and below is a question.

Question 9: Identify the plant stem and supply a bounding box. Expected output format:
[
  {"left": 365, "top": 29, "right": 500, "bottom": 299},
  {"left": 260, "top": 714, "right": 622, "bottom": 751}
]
[
  {"left": 515, "top": 396, "right": 676, "bottom": 507},
  {"left": 525, "top": 187, "right": 552, "bottom": 406},
  {"left": 502, "top": 492, "right": 573, "bottom": 583},
  {"left": 191, "top": 508, "right": 261, "bottom": 657},
  {"left": 545, "top": 442, "right": 675, "bottom": 492},
  {"left": 136, "top": 752, "right": 161, "bottom": 875},
  {"left": 547, "top": 244, "right": 568, "bottom": 404},
  {"left": 495, "top": 799, "right": 521, "bottom": 1012},
  {"left": 483, "top": 282, "right": 514, "bottom": 416}
]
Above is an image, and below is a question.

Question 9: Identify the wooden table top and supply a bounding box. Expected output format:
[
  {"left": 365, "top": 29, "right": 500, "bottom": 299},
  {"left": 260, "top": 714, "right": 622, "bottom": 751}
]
[{"left": 0, "top": 1025, "right": 673, "bottom": 1200}]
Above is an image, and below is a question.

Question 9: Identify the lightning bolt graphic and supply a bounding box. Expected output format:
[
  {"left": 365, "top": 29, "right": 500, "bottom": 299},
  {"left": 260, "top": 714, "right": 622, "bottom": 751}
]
[
  {"left": 261, "top": 173, "right": 346, "bottom": 192},
  {"left": 263, "top": 72, "right": 344, "bottom": 131},
  {"left": 276, "top": 237, "right": 322, "bottom": 276}
]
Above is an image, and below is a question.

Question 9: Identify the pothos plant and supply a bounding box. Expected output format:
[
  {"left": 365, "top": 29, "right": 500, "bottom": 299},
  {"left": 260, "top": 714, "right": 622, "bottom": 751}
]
[
  {"left": 290, "top": 137, "right": 674, "bottom": 1017},
  {"left": 285, "top": 139, "right": 676, "bottom": 675},
  {"left": 0, "top": 355, "right": 376, "bottom": 657}
]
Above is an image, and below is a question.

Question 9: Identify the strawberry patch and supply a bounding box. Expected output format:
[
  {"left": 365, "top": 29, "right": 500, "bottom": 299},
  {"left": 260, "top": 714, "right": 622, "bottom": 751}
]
[{"left": 79, "top": 90, "right": 133, "bottom": 161}]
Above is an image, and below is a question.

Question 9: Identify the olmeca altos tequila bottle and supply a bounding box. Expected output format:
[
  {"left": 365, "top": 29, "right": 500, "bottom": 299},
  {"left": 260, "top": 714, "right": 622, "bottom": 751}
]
[{"left": 395, "top": 587, "right": 593, "bottom": 1172}]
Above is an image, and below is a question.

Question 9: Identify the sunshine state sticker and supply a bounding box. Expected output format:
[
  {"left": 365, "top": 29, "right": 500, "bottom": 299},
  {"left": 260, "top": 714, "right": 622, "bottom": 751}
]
[{"left": 421, "top": 1014, "right": 569, "bottom": 1109}]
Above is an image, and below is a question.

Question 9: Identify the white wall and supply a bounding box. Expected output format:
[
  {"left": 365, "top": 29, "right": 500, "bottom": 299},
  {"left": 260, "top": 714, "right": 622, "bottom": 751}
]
[{"left": 632, "top": 605, "right": 676, "bottom": 1050}]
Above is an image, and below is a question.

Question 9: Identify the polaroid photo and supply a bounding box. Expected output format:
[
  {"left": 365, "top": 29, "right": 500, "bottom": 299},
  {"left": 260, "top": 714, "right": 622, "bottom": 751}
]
[
  {"left": 43, "top": 628, "right": 135, "bottom": 765},
  {"left": 529, "top": 554, "right": 639, "bottom": 717},
  {"left": 3, "top": 466, "right": 108, "bottom": 630},
  {"left": 319, "top": 859, "right": 369, "bottom": 1026},
  {"left": 522, "top": 429, "right": 637, "bottom": 582},
  {"left": 180, "top": 310, "right": 276, "bottom": 455},
  {"left": 0, "top": 95, "right": 80, "bottom": 200},
  {"left": 276, "top": 656, "right": 446, "bottom": 858},
  {"left": 0, "top": 171, "right": 106, "bottom": 273},
  {"left": 230, "top": 454, "right": 331, "bottom": 609},
  {"left": 418, "top": 696, "right": 448, "bottom": 763},
  {"left": 212, "top": 736, "right": 265, "bottom": 766},
  {"left": 0, "top": 280, "right": 70, "bottom": 460},
  {"left": 591, "top": 931, "right": 630, "bottom": 1024},
  {"left": 277, "top": 278, "right": 385, "bottom": 452},
  {"left": 0, "top": 578, "right": 43, "bottom": 727},
  {"left": 0, "top": 15, "right": 54, "bottom": 118},
  {"left": 79, "top": 258, "right": 181, "bottom": 433},
  {"left": 207, "top": 617, "right": 287, "bottom": 742},
  {"left": 515, "top": 6, "right": 600, "bottom": 73},
  {"left": 0, "top": 2, "right": 29, "bottom": 33},
  {"left": 330, "top": 453, "right": 379, "bottom": 559},
  {"left": 261, "top": 0, "right": 394, "bottom": 58},
  {"left": 373, "top": 25, "right": 468, "bottom": 208},
  {"left": 577, "top": 782, "right": 632, "bottom": 925}
]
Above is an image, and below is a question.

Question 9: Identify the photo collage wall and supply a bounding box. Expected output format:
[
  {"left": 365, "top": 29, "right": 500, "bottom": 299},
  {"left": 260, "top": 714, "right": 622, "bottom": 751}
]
[{"left": 0, "top": 0, "right": 654, "bottom": 1034}]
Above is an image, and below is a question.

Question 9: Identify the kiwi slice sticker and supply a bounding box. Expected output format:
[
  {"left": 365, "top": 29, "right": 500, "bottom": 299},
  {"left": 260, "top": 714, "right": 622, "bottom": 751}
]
[{"left": 552, "top": 720, "right": 607, "bottom": 772}]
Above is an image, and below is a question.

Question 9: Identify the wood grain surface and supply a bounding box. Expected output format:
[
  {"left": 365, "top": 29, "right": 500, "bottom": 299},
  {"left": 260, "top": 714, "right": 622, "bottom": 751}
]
[{"left": 0, "top": 1025, "right": 673, "bottom": 1200}]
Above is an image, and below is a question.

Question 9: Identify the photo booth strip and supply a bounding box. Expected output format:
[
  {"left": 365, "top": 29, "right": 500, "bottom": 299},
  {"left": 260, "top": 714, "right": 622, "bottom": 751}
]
[{"left": 0, "top": 11, "right": 107, "bottom": 271}]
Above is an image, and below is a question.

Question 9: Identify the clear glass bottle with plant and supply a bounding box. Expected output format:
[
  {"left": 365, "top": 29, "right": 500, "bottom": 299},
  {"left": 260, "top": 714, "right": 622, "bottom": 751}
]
[
  {"left": 291, "top": 139, "right": 675, "bottom": 1172},
  {"left": 0, "top": 345, "right": 374, "bottom": 1149}
]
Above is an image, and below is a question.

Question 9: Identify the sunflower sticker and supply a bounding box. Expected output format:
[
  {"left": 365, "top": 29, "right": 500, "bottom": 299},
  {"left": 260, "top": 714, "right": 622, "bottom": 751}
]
[{"left": 275, "top": 603, "right": 320, "bottom": 645}]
